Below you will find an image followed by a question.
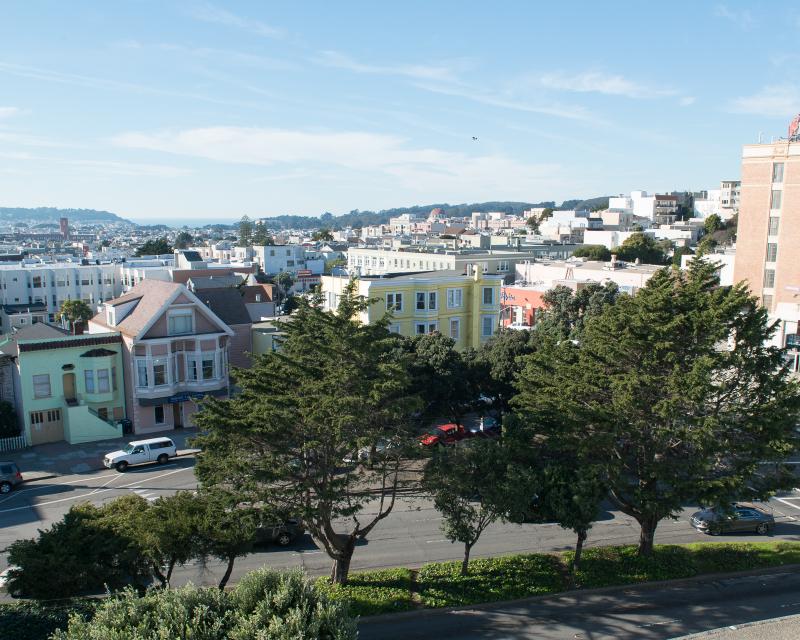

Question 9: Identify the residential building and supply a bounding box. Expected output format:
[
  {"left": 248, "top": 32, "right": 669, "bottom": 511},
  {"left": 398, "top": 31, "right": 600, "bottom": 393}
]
[
  {"left": 0, "top": 324, "right": 127, "bottom": 445},
  {"left": 192, "top": 286, "right": 254, "bottom": 369},
  {"left": 320, "top": 267, "right": 503, "bottom": 349},
  {"left": 500, "top": 286, "right": 546, "bottom": 328},
  {"left": 0, "top": 260, "right": 121, "bottom": 331},
  {"left": 720, "top": 180, "right": 741, "bottom": 219},
  {"left": 89, "top": 280, "right": 234, "bottom": 435},
  {"left": 515, "top": 258, "right": 662, "bottom": 295},
  {"left": 346, "top": 247, "right": 540, "bottom": 282},
  {"left": 252, "top": 244, "right": 309, "bottom": 275},
  {"left": 734, "top": 136, "right": 800, "bottom": 372}
]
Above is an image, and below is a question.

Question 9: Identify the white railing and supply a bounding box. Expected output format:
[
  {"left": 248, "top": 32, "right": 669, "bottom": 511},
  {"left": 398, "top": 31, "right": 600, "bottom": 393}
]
[{"left": 0, "top": 433, "right": 27, "bottom": 452}]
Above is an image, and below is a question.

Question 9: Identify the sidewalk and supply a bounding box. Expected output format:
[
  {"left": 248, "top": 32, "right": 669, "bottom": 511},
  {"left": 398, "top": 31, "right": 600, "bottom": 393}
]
[{"left": 3, "top": 429, "right": 201, "bottom": 481}]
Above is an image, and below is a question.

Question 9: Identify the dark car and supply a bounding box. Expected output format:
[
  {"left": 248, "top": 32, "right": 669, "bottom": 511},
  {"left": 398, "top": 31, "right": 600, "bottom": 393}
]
[
  {"left": 690, "top": 503, "right": 774, "bottom": 535},
  {"left": 255, "top": 518, "right": 305, "bottom": 547},
  {"left": 0, "top": 461, "right": 23, "bottom": 494},
  {"left": 419, "top": 423, "right": 466, "bottom": 447}
]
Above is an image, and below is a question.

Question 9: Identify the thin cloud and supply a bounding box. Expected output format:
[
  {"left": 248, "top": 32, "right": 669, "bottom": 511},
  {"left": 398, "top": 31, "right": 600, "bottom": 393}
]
[
  {"left": 537, "top": 71, "right": 677, "bottom": 99},
  {"left": 189, "top": 3, "right": 283, "bottom": 39},
  {"left": 0, "top": 61, "right": 271, "bottom": 112},
  {"left": 714, "top": 4, "right": 753, "bottom": 29},
  {"left": 414, "top": 81, "right": 600, "bottom": 123},
  {"left": 0, "top": 106, "right": 21, "bottom": 119},
  {"left": 679, "top": 96, "right": 696, "bottom": 106},
  {"left": 0, "top": 150, "right": 190, "bottom": 177},
  {"left": 316, "top": 50, "right": 457, "bottom": 82},
  {"left": 112, "top": 126, "right": 560, "bottom": 197},
  {"left": 731, "top": 84, "right": 800, "bottom": 117}
]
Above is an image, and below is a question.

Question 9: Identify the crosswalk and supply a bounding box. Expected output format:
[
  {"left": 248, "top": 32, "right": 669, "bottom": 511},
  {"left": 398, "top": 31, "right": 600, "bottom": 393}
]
[{"left": 130, "top": 486, "right": 159, "bottom": 503}]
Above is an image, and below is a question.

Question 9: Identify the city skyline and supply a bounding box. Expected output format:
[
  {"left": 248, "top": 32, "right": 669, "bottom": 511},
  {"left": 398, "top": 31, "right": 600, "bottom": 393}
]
[{"left": 2, "top": 1, "right": 800, "bottom": 221}]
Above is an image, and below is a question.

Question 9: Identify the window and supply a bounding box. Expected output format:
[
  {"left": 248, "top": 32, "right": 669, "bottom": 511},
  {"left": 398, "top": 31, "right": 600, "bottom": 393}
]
[
  {"left": 768, "top": 216, "right": 780, "bottom": 236},
  {"left": 773, "top": 162, "right": 785, "bottom": 183},
  {"left": 388, "top": 324, "right": 401, "bottom": 334},
  {"left": 136, "top": 359, "right": 148, "bottom": 388},
  {"left": 97, "top": 407, "right": 108, "bottom": 421},
  {"left": 764, "top": 269, "right": 776, "bottom": 288},
  {"left": 416, "top": 292, "right": 426, "bottom": 310},
  {"left": 450, "top": 318, "right": 460, "bottom": 340},
  {"left": 428, "top": 291, "right": 437, "bottom": 310},
  {"left": 415, "top": 322, "right": 426, "bottom": 335},
  {"left": 386, "top": 292, "right": 403, "bottom": 312},
  {"left": 481, "top": 315, "right": 496, "bottom": 337},
  {"left": 111, "top": 366, "right": 117, "bottom": 391},
  {"left": 762, "top": 294, "right": 773, "bottom": 309},
  {"left": 154, "top": 405, "right": 165, "bottom": 424},
  {"left": 766, "top": 243, "right": 778, "bottom": 262},
  {"left": 482, "top": 287, "right": 495, "bottom": 306},
  {"left": 84, "top": 370, "right": 95, "bottom": 393},
  {"left": 168, "top": 312, "right": 193, "bottom": 336},
  {"left": 32, "top": 374, "right": 51, "bottom": 398},
  {"left": 202, "top": 356, "right": 215, "bottom": 380},
  {"left": 187, "top": 355, "right": 198, "bottom": 381},
  {"left": 152, "top": 359, "right": 167, "bottom": 386},
  {"left": 32, "top": 276, "right": 42, "bottom": 288},
  {"left": 446, "top": 288, "right": 463, "bottom": 308},
  {"left": 97, "top": 369, "right": 110, "bottom": 393},
  {"left": 771, "top": 189, "right": 782, "bottom": 210}
]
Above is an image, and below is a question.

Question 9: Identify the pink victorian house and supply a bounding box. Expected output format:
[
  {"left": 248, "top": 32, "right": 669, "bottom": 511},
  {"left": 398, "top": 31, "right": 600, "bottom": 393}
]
[{"left": 89, "top": 280, "right": 234, "bottom": 435}]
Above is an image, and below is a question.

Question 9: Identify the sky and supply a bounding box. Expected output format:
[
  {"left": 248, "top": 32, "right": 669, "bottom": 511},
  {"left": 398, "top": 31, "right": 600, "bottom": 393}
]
[{"left": 1, "top": 1, "right": 800, "bottom": 223}]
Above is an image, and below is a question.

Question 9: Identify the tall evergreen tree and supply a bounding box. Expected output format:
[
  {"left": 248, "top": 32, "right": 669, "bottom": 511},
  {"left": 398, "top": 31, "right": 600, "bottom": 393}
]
[
  {"left": 513, "top": 261, "right": 800, "bottom": 555},
  {"left": 193, "top": 282, "right": 420, "bottom": 584}
]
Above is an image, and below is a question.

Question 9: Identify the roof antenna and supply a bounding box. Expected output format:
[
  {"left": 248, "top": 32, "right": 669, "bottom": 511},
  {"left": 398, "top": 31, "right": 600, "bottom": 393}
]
[{"left": 758, "top": 131, "right": 764, "bottom": 144}]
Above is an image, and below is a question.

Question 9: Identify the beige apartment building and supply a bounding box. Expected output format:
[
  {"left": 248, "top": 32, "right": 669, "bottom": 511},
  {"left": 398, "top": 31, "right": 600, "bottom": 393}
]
[{"left": 734, "top": 139, "right": 800, "bottom": 371}]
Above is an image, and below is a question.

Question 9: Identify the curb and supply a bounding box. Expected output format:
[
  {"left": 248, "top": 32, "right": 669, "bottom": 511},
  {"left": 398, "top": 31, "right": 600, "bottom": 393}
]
[
  {"left": 18, "top": 449, "right": 200, "bottom": 484},
  {"left": 674, "top": 613, "right": 800, "bottom": 638},
  {"left": 357, "top": 563, "right": 800, "bottom": 625}
]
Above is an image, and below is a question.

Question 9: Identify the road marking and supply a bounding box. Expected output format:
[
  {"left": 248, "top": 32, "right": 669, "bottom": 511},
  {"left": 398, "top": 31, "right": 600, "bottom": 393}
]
[
  {"left": 775, "top": 497, "right": 800, "bottom": 512},
  {"left": 0, "top": 467, "right": 193, "bottom": 514},
  {"left": 780, "top": 602, "right": 800, "bottom": 608},
  {"left": 636, "top": 619, "right": 680, "bottom": 628},
  {"left": 425, "top": 539, "right": 451, "bottom": 544}
]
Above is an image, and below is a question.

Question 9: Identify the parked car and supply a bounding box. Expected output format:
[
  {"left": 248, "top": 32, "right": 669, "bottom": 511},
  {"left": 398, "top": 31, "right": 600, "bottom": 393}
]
[
  {"left": 690, "top": 503, "right": 775, "bottom": 535},
  {"left": 255, "top": 518, "right": 305, "bottom": 547},
  {"left": 419, "top": 423, "right": 466, "bottom": 447},
  {"left": 0, "top": 461, "right": 23, "bottom": 493},
  {"left": 103, "top": 437, "right": 177, "bottom": 472},
  {"left": 0, "top": 566, "right": 19, "bottom": 594},
  {"left": 468, "top": 416, "right": 500, "bottom": 438},
  {"left": 343, "top": 438, "right": 399, "bottom": 464}
]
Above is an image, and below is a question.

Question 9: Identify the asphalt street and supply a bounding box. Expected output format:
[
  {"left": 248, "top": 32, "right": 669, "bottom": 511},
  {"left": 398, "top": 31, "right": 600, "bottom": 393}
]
[
  {"left": 1, "top": 454, "right": 800, "bottom": 590},
  {"left": 358, "top": 568, "right": 800, "bottom": 640}
]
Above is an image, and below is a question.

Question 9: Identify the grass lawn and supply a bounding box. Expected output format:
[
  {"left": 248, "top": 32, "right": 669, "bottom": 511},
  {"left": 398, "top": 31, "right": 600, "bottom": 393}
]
[{"left": 314, "top": 567, "right": 415, "bottom": 616}]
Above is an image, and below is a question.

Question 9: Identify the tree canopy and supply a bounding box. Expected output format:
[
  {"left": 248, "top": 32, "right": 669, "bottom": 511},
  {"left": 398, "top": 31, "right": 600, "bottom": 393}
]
[
  {"left": 572, "top": 244, "right": 612, "bottom": 261},
  {"left": 58, "top": 299, "right": 94, "bottom": 334},
  {"left": 513, "top": 260, "right": 800, "bottom": 555},
  {"left": 134, "top": 237, "right": 173, "bottom": 256},
  {"left": 193, "top": 283, "right": 421, "bottom": 584},
  {"left": 612, "top": 232, "right": 667, "bottom": 265}
]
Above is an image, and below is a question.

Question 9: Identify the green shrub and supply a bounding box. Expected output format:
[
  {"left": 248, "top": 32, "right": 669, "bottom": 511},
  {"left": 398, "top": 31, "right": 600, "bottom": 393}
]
[
  {"left": 52, "top": 568, "right": 357, "bottom": 640},
  {"left": 686, "top": 541, "right": 800, "bottom": 574},
  {"left": 315, "top": 568, "right": 414, "bottom": 616},
  {"left": 0, "top": 600, "right": 96, "bottom": 640},
  {"left": 417, "top": 554, "right": 566, "bottom": 608}
]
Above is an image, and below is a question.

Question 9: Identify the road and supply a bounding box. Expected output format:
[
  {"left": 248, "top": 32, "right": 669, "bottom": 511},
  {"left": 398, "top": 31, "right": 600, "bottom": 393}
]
[
  {"left": 1, "top": 454, "right": 800, "bottom": 589},
  {"left": 358, "top": 568, "right": 800, "bottom": 639}
]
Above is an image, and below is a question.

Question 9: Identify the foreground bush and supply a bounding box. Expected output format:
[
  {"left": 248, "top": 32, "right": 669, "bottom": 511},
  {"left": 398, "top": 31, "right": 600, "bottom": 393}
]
[
  {"left": 0, "top": 600, "right": 96, "bottom": 640},
  {"left": 567, "top": 541, "right": 800, "bottom": 589},
  {"left": 315, "top": 568, "right": 414, "bottom": 616},
  {"left": 52, "top": 568, "right": 357, "bottom": 640},
  {"left": 417, "top": 554, "right": 566, "bottom": 608}
]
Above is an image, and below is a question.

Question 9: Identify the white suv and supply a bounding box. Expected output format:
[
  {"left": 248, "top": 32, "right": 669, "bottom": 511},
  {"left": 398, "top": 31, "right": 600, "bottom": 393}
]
[{"left": 104, "top": 437, "right": 177, "bottom": 472}]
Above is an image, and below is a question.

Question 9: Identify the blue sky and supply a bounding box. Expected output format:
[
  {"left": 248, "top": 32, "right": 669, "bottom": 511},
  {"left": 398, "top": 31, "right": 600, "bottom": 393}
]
[{"left": 1, "top": 1, "right": 799, "bottom": 222}]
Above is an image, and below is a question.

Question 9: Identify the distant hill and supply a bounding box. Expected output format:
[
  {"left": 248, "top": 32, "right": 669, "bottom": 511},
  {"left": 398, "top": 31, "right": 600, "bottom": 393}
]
[
  {"left": 259, "top": 201, "right": 560, "bottom": 231},
  {"left": 0, "top": 207, "right": 131, "bottom": 224},
  {"left": 569, "top": 196, "right": 611, "bottom": 211}
]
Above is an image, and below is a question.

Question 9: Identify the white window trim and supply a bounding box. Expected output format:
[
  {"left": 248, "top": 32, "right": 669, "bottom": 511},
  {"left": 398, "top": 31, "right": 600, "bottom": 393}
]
[
  {"left": 446, "top": 288, "right": 463, "bottom": 309},
  {"left": 167, "top": 309, "right": 194, "bottom": 336}
]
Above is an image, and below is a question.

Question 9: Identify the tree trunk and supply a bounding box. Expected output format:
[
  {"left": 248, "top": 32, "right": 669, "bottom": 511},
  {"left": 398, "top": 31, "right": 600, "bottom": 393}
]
[
  {"left": 166, "top": 557, "right": 177, "bottom": 587},
  {"left": 330, "top": 552, "right": 353, "bottom": 585},
  {"left": 571, "top": 529, "right": 587, "bottom": 573},
  {"left": 637, "top": 516, "right": 658, "bottom": 556},
  {"left": 218, "top": 555, "right": 236, "bottom": 590},
  {"left": 152, "top": 564, "right": 167, "bottom": 589},
  {"left": 460, "top": 542, "right": 473, "bottom": 576}
]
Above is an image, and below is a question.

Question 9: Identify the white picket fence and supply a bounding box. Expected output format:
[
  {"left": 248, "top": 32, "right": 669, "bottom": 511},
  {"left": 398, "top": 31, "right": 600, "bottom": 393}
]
[{"left": 0, "top": 433, "right": 27, "bottom": 453}]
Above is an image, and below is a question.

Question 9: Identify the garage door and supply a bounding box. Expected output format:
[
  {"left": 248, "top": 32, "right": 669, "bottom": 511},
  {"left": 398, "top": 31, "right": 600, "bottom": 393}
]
[{"left": 30, "top": 408, "right": 64, "bottom": 445}]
